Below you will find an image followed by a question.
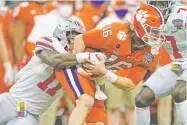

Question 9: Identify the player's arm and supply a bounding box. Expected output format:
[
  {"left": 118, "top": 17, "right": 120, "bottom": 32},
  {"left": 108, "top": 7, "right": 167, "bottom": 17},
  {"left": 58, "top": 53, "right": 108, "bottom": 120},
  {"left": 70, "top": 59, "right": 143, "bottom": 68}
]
[
  {"left": 0, "top": 24, "right": 9, "bottom": 63},
  {"left": 8, "top": 19, "right": 26, "bottom": 69},
  {"left": 35, "top": 36, "right": 89, "bottom": 68},
  {"left": 83, "top": 59, "right": 135, "bottom": 91},
  {"left": 36, "top": 50, "right": 78, "bottom": 68},
  {"left": 0, "top": 23, "right": 14, "bottom": 85},
  {"left": 113, "top": 75, "right": 135, "bottom": 91},
  {"left": 9, "top": 2, "right": 27, "bottom": 69},
  {"left": 74, "top": 28, "right": 104, "bottom": 53},
  {"left": 9, "top": 19, "right": 26, "bottom": 62},
  {"left": 98, "top": 70, "right": 135, "bottom": 91}
]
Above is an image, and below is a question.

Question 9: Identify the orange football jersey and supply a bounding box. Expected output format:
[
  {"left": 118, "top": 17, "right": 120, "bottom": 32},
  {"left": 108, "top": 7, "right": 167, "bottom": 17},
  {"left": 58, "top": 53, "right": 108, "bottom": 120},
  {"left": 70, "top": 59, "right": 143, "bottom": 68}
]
[
  {"left": 83, "top": 22, "right": 161, "bottom": 85},
  {"left": 158, "top": 48, "right": 172, "bottom": 66}
]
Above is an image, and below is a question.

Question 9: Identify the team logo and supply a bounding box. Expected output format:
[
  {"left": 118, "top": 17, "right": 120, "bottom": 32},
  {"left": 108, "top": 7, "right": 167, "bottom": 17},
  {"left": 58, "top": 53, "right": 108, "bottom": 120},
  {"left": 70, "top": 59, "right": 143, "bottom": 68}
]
[
  {"left": 117, "top": 30, "right": 126, "bottom": 40},
  {"left": 135, "top": 10, "right": 149, "bottom": 24},
  {"left": 74, "top": 20, "right": 83, "bottom": 29},
  {"left": 172, "top": 19, "right": 184, "bottom": 29},
  {"left": 144, "top": 53, "right": 154, "bottom": 64}
]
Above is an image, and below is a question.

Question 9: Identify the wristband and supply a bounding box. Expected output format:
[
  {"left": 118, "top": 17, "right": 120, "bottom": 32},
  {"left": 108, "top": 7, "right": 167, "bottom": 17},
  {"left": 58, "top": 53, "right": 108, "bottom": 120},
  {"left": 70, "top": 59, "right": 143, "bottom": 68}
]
[
  {"left": 76, "top": 52, "right": 89, "bottom": 63},
  {"left": 104, "top": 70, "right": 118, "bottom": 83}
]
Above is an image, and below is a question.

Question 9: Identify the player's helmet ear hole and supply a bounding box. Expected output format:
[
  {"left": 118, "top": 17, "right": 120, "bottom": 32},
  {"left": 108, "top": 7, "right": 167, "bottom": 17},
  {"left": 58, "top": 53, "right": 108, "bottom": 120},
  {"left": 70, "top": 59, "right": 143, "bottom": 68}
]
[
  {"left": 116, "top": 44, "right": 120, "bottom": 48},
  {"left": 57, "top": 37, "right": 61, "bottom": 41},
  {"left": 137, "top": 26, "right": 140, "bottom": 30}
]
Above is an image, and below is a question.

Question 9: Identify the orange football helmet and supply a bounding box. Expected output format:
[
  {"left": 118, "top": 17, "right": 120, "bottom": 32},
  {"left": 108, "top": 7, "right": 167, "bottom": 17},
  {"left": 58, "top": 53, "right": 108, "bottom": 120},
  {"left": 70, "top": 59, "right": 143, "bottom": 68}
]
[{"left": 133, "top": 4, "right": 165, "bottom": 48}]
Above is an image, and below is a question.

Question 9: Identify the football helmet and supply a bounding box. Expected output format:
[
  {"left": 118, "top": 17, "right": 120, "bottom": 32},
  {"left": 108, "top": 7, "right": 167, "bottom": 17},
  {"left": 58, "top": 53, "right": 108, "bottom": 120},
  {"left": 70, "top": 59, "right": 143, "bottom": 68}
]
[
  {"left": 53, "top": 19, "right": 85, "bottom": 51},
  {"left": 133, "top": 4, "right": 165, "bottom": 48},
  {"left": 146, "top": 0, "right": 176, "bottom": 20}
]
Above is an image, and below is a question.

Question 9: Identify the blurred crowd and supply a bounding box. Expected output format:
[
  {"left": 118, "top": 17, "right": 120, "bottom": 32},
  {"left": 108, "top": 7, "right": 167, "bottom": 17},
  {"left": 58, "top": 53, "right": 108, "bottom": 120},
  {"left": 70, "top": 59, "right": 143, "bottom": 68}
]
[{"left": 0, "top": 0, "right": 186, "bottom": 125}]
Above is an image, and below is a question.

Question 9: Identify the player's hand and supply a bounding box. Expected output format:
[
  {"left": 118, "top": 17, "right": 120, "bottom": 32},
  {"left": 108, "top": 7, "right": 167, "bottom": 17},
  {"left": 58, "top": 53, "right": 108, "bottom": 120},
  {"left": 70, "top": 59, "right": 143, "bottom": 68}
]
[
  {"left": 77, "top": 67, "right": 95, "bottom": 80},
  {"left": 83, "top": 58, "right": 107, "bottom": 77},
  {"left": 3, "top": 62, "right": 14, "bottom": 86}
]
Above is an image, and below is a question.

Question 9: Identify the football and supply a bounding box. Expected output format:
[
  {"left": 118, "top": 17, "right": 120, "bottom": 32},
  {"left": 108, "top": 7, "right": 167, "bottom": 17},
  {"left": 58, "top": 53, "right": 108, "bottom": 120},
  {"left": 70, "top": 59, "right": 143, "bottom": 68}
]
[{"left": 89, "top": 52, "right": 106, "bottom": 65}]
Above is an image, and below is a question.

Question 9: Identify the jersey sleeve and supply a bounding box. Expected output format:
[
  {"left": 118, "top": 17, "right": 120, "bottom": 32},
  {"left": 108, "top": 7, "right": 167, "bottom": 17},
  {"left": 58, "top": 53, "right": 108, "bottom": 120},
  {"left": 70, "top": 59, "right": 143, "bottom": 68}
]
[
  {"left": 115, "top": 66, "right": 147, "bottom": 85},
  {"left": 82, "top": 28, "right": 104, "bottom": 49},
  {"left": 35, "top": 36, "right": 54, "bottom": 54},
  {"left": 158, "top": 47, "right": 172, "bottom": 66}
]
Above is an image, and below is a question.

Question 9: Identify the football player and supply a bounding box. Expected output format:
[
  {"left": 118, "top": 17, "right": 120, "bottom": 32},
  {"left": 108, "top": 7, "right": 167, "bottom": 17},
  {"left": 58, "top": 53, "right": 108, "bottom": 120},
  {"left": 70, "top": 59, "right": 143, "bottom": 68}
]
[
  {"left": 26, "top": 1, "right": 84, "bottom": 125},
  {"left": 0, "top": 6, "right": 14, "bottom": 93},
  {"left": 55, "top": 4, "right": 165, "bottom": 125},
  {"left": 95, "top": 1, "right": 135, "bottom": 125},
  {"left": 0, "top": 20, "right": 88, "bottom": 125},
  {"left": 135, "top": 1, "right": 187, "bottom": 125}
]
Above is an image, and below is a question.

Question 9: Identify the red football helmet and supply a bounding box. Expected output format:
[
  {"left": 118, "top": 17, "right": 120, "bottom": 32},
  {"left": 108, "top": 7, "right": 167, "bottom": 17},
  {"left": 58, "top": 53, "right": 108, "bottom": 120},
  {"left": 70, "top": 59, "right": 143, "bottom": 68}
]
[{"left": 133, "top": 4, "right": 165, "bottom": 48}]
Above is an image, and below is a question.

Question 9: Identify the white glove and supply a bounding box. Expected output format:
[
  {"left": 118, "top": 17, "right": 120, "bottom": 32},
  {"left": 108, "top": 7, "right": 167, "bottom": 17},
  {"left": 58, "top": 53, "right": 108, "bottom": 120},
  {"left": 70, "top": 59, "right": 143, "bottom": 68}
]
[{"left": 3, "top": 61, "right": 14, "bottom": 86}]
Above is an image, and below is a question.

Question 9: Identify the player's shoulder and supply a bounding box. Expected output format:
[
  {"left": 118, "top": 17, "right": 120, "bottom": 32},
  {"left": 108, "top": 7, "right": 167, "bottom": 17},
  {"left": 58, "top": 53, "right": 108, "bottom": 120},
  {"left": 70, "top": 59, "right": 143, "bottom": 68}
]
[
  {"left": 96, "top": 14, "right": 116, "bottom": 28},
  {"left": 110, "top": 21, "right": 133, "bottom": 36},
  {"left": 35, "top": 36, "right": 54, "bottom": 52},
  {"left": 112, "top": 21, "right": 132, "bottom": 29},
  {"left": 37, "top": 36, "right": 53, "bottom": 43}
]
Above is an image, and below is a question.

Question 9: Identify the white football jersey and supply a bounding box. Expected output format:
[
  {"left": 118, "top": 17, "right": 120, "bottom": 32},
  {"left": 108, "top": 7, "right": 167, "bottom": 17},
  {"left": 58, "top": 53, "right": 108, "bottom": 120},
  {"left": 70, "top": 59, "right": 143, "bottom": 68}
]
[
  {"left": 162, "top": 6, "right": 187, "bottom": 60},
  {"left": 9, "top": 36, "right": 64, "bottom": 115}
]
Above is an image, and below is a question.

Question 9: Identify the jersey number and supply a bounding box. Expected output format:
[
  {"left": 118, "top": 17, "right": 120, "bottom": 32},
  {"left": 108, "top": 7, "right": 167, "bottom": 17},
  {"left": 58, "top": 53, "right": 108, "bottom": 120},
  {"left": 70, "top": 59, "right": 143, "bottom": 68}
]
[
  {"left": 165, "top": 7, "right": 187, "bottom": 59},
  {"left": 177, "top": 7, "right": 187, "bottom": 27},
  {"left": 102, "top": 25, "right": 112, "bottom": 38},
  {"left": 177, "top": 7, "right": 187, "bottom": 13},
  {"left": 37, "top": 72, "right": 62, "bottom": 97},
  {"left": 165, "top": 36, "right": 182, "bottom": 59}
]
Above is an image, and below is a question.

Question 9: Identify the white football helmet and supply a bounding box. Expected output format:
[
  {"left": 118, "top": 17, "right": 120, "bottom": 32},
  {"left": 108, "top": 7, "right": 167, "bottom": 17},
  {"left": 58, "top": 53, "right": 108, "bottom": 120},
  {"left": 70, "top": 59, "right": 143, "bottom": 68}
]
[{"left": 53, "top": 19, "right": 86, "bottom": 52}]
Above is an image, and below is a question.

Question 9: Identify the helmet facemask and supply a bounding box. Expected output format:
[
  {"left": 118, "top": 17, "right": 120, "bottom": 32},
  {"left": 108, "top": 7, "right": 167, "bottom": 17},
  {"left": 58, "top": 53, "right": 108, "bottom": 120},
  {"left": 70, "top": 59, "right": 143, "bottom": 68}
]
[
  {"left": 65, "top": 30, "right": 82, "bottom": 51},
  {"left": 142, "top": 24, "right": 165, "bottom": 49}
]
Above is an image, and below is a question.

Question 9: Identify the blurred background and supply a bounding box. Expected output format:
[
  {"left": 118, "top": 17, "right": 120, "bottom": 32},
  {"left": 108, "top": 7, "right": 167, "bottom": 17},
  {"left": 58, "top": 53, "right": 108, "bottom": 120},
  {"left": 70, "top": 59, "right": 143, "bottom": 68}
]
[{"left": 0, "top": 0, "right": 186, "bottom": 125}]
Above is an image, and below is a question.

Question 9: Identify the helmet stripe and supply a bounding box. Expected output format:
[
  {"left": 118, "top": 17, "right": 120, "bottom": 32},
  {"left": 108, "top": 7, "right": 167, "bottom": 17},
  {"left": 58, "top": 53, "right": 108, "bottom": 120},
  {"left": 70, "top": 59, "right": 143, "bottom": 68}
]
[{"left": 148, "top": 4, "right": 165, "bottom": 25}]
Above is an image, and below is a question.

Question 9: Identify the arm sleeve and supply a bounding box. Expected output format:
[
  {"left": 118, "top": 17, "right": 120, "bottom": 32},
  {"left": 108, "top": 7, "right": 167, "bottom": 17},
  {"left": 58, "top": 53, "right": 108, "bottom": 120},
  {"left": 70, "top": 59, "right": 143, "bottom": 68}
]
[{"left": 82, "top": 28, "right": 104, "bottom": 49}]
